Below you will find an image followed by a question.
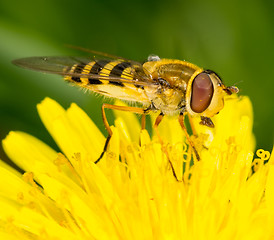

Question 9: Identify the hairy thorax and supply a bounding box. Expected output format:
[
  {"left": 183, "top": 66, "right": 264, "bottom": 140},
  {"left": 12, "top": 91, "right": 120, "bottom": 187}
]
[{"left": 143, "top": 59, "right": 198, "bottom": 115}]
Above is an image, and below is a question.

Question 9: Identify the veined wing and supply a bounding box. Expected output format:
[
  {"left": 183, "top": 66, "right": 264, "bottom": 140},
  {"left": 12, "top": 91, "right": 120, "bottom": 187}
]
[{"left": 12, "top": 56, "right": 155, "bottom": 87}]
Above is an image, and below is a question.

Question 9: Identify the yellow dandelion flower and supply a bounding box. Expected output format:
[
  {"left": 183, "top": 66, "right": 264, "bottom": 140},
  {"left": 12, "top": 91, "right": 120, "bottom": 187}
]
[{"left": 1, "top": 96, "right": 273, "bottom": 240}]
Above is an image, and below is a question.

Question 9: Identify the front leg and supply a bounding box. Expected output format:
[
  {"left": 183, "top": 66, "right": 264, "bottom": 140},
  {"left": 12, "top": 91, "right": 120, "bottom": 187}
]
[
  {"left": 200, "top": 116, "right": 214, "bottom": 128},
  {"left": 152, "top": 112, "right": 182, "bottom": 181},
  {"left": 178, "top": 110, "right": 200, "bottom": 161}
]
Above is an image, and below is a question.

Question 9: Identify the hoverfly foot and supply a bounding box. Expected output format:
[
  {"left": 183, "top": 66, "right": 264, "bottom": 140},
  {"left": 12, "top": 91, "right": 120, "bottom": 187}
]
[{"left": 94, "top": 135, "right": 111, "bottom": 164}]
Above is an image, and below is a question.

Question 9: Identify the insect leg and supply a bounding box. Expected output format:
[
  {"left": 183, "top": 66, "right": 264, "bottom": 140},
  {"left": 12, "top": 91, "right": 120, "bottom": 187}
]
[
  {"left": 141, "top": 114, "right": 146, "bottom": 130},
  {"left": 187, "top": 113, "right": 198, "bottom": 136},
  {"left": 94, "top": 135, "right": 111, "bottom": 164},
  {"left": 95, "top": 103, "right": 146, "bottom": 164},
  {"left": 152, "top": 113, "right": 182, "bottom": 181},
  {"left": 153, "top": 113, "right": 167, "bottom": 149},
  {"left": 154, "top": 112, "right": 164, "bottom": 128},
  {"left": 178, "top": 112, "right": 200, "bottom": 161},
  {"left": 141, "top": 102, "right": 156, "bottom": 130}
]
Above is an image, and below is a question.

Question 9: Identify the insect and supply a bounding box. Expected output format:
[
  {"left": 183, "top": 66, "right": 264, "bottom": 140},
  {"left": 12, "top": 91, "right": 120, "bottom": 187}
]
[{"left": 12, "top": 48, "right": 239, "bottom": 162}]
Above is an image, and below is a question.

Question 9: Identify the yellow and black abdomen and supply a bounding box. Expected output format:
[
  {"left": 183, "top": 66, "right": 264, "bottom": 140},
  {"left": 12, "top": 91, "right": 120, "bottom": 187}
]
[{"left": 64, "top": 59, "right": 150, "bottom": 104}]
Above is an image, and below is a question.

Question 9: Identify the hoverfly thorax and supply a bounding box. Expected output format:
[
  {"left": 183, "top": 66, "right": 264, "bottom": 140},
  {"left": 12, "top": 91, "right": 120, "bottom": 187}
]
[{"left": 142, "top": 59, "right": 201, "bottom": 115}]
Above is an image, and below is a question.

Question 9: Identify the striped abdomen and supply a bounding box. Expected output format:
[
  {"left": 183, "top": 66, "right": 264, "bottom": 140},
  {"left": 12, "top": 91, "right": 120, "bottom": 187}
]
[{"left": 64, "top": 59, "right": 151, "bottom": 104}]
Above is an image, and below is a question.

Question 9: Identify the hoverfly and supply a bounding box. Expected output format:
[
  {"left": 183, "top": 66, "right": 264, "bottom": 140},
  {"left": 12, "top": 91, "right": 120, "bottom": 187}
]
[{"left": 12, "top": 48, "right": 239, "bottom": 162}]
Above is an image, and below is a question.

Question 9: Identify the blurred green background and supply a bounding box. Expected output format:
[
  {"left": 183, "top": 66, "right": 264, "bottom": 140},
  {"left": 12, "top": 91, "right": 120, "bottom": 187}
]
[{"left": 0, "top": 0, "right": 273, "bottom": 164}]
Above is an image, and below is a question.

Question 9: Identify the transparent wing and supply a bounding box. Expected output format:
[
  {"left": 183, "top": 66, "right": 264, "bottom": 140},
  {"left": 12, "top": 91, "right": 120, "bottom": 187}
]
[
  {"left": 12, "top": 56, "right": 155, "bottom": 86},
  {"left": 12, "top": 56, "right": 88, "bottom": 73}
]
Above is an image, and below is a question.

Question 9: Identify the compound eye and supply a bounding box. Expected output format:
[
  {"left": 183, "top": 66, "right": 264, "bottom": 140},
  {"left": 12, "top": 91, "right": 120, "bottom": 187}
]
[{"left": 190, "top": 72, "right": 214, "bottom": 113}]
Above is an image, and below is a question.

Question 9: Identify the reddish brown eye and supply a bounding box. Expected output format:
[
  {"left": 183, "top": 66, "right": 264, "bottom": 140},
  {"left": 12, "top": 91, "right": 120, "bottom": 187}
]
[{"left": 190, "top": 72, "right": 214, "bottom": 113}]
